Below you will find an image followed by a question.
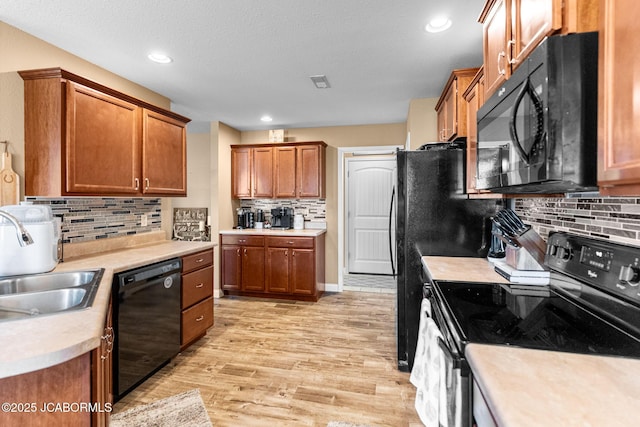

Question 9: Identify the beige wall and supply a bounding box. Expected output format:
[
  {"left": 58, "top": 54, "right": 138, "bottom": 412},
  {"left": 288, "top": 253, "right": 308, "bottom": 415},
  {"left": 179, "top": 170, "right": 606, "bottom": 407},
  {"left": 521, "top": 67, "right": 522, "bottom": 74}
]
[
  {"left": 407, "top": 98, "right": 439, "bottom": 149},
  {"left": 239, "top": 124, "right": 406, "bottom": 284}
]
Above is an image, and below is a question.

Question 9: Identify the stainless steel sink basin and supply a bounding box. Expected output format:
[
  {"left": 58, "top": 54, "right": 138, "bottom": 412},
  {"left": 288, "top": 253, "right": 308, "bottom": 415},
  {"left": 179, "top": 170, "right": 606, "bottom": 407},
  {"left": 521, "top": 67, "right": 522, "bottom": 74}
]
[
  {"left": 0, "top": 270, "right": 98, "bottom": 295},
  {"left": 0, "top": 269, "right": 104, "bottom": 322}
]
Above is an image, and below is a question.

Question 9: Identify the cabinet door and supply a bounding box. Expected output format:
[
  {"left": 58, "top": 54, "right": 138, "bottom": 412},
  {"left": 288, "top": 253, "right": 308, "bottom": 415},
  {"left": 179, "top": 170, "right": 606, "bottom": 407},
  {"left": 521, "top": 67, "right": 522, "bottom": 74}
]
[
  {"left": 221, "top": 245, "right": 242, "bottom": 291},
  {"left": 483, "top": 0, "right": 510, "bottom": 98},
  {"left": 297, "top": 144, "right": 325, "bottom": 198},
  {"left": 465, "top": 76, "right": 481, "bottom": 194},
  {"left": 242, "top": 246, "right": 265, "bottom": 292},
  {"left": 91, "top": 299, "right": 113, "bottom": 427},
  {"left": 443, "top": 81, "right": 457, "bottom": 141},
  {"left": 66, "top": 82, "right": 141, "bottom": 194},
  {"left": 142, "top": 109, "right": 187, "bottom": 196},
  {"left": 231, "top": 147, "right": 252, "bottom": 198},
  {"left": 436, "top": 103, "right": 447, "bottom": 142},
  {"left": 274, "top": 146, "right": 297, "bottom": 197},
  {"left": 290, "top": 249, "right": 316, "bottom": 295},
  {"left": 598, "top": 0, "right": 640, "bottom": 194},
  {"left": 266, "top": 247, "right": 290, "bottom": 293},
  {"left": 511, "top": 0, "right": 561, "bottom": 69},
  {"left": 252, "top": 146, "right": 274, "bottom": 198}
]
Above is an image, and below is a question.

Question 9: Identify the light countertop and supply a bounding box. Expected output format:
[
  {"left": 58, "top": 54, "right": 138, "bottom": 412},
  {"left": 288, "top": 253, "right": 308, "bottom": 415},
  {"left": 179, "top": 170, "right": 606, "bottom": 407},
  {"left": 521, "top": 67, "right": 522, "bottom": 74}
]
[
  {"left": 466, "top": 344, "right": 640, "bottom": 427},
  {"left": 0, "top": 239, "right": 215, "bottom": 379},
  {"left": 420, "top": 256, "right": 640, "bottom": 427},
  {"left": 220, "top": 228, "right": 326, "bottom": 237},
  {"left": 421, "top": 256, "right": 510, "bottom": 284}
]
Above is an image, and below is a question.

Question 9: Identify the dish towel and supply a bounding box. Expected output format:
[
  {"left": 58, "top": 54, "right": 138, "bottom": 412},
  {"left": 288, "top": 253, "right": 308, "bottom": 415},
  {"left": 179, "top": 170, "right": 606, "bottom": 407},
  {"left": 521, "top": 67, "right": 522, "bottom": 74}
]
[{"left": 410, "top": 299, "right": 443, "bottom": 427}]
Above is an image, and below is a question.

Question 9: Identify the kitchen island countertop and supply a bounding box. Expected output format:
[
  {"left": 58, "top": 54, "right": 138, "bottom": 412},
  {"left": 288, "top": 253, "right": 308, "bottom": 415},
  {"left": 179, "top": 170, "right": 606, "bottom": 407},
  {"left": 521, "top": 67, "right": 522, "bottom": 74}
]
[
  {"left": 0, "top": 239, "right": 215, "bottom": 379},
  {"left": 467, "top": 343, "right": 640, "bottom": 427}
]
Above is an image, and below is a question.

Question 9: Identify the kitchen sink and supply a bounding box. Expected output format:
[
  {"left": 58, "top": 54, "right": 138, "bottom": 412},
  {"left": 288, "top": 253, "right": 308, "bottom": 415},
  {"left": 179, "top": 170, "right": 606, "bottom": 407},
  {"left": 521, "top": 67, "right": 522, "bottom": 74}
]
[
  {"left": 0, "top": 269, "right": 104, "bottom": 322},
  {"left": 0, "top": 270, "right": 99, "bottom": 295}
]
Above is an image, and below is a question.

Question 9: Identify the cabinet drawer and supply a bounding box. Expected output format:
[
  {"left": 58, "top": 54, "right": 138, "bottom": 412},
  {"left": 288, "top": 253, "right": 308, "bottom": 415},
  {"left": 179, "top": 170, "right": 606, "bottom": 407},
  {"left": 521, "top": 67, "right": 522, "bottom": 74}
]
[
  {"left": 221, "top": 234, "right": 265, "bottom": 246},
  {"left": 182, "top": 249, "right": 213, "bottom": 273},
  {"left": 182, "top": 265, "right": 213, "bottom": 309},
  {"left": 181, "top": 297, "right": 214, "bottom": 345},
  {"left": 266, "top": 236, "right": 314, "bottom": 249}
]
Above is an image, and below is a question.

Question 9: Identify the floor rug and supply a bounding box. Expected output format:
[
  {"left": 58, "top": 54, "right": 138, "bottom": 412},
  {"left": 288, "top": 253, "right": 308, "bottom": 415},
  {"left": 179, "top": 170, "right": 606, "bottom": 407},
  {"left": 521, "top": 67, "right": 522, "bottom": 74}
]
[{"left": 110, "top": 389, "right": 212, "bottom": 427}]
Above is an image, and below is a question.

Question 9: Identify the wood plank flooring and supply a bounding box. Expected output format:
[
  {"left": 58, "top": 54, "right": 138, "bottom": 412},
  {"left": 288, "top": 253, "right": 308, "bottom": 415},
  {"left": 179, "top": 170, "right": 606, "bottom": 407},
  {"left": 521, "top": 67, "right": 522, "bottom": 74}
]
[{"left": 113, "top": 291, "right": 423, "bottom": 426}]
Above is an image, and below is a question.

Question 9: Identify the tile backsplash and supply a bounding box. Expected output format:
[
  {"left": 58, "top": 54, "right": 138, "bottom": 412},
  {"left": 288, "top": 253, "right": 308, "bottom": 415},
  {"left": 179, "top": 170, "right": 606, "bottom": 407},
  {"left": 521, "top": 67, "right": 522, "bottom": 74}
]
[
  {"left": 26, "top": 197, "right": 162, "bottom": 244},
  {"left": 239, "top": 199, "right": 326, "bottom": 224},
  {"left": 515, "top": 196, "right": 640, "bottom": 246}
]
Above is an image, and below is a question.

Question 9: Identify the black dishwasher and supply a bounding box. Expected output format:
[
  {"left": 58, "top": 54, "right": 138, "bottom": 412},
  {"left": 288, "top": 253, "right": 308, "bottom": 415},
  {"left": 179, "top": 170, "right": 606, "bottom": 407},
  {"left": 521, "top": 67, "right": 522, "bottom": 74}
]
[{"left": 112, "top": 258, "right": 182, "bottom": 401}]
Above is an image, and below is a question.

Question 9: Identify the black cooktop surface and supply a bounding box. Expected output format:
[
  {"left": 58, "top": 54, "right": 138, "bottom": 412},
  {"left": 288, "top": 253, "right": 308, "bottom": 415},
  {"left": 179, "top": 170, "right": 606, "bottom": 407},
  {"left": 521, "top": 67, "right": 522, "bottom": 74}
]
[{"left": 434, "top": 280, "right": 640, "bottom": 358}]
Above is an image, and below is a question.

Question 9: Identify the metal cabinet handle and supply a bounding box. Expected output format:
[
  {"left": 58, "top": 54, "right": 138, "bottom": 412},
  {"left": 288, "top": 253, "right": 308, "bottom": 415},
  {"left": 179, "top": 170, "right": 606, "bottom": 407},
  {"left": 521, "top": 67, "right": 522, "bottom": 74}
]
[
  {"left": 507, "top": 39, "right": 517, "bottom": 65},
  {"left": 144, "top": 178, "right": 150, "bottom": 190},
  {"left": 134, "top": 178, "right": 140, "bottom": 190},
  {"left": 497, "top": 51, "right": 506, "bottom": 76},
  {"left": 288, "top": 241, "right": 294, "bottom": 245},
  {"left": 244, "top": 248, "right": 247, "bottom": 255},
  {"left": 195, "top": 315, "right": 204, "bottom": 322},
  {"left": 236, "top": 248, "right": 240, "bottom": 256},
  {"left": 238, "top": 239, "right": 246, "bottom": 243},
  {"left": 195, "top": 258, "right": 204, "bottom": 263},
  {"left": 195, "top": 283, "right": 204, "bottom": 288}
]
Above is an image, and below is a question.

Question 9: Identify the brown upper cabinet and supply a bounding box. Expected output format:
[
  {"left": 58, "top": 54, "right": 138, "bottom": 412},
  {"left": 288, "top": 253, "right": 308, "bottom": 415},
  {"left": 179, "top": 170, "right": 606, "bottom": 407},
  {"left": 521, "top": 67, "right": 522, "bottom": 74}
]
[
  {"left": 435, "top": 68, "right": 480, "bottom": 142},
  {"left": 232, "top": 141, "right": 326, "bottom": 199},
  {"left": 19, "top": 68, "right": 190, "bottom": 197},
  {"left": 463, "top": 67, "right": 485, "bottom": 194},
  {"left": 231, "top": 146, "right": 275, "bottom": 198},
  {"left": 479, "top": 0, "right": 599, "bottom": 99},
  {"left": 597, "top": 0, "right": 640, "bottom": 195}
]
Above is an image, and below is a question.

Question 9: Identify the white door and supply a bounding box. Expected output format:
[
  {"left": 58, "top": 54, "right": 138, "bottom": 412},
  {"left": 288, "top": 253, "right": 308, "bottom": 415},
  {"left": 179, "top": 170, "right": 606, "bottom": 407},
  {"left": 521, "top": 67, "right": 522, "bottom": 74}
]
[{"left": 347, "top": 157, "right": 396, "bottom": 274}]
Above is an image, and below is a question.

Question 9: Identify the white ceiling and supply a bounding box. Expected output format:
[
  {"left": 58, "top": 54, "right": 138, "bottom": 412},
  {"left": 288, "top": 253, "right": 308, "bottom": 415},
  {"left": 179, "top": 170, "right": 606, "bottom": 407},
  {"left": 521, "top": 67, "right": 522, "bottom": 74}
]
[{"left": 1, "top": 0, "right": 485, "bottom": 132}]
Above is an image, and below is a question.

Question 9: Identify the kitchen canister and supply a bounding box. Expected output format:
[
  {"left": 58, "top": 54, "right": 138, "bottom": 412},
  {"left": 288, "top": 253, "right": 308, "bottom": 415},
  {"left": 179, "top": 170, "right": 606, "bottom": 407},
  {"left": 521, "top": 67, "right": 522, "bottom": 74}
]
[{"left": 293, "top": 214, "right": 304, "bottom": 230}]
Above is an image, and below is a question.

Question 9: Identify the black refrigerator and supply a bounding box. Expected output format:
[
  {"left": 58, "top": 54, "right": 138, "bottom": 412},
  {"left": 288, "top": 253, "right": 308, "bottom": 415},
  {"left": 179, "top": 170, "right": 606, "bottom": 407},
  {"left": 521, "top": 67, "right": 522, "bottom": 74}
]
[{"left": 396, "top": 142, "right": 504, "bottom": 372}]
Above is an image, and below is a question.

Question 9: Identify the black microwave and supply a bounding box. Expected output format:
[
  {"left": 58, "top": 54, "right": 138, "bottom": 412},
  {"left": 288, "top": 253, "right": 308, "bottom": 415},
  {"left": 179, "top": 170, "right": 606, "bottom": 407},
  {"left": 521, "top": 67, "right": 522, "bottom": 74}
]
[{"left": 476, "top": 31, "right": 598, "bottom": 193}]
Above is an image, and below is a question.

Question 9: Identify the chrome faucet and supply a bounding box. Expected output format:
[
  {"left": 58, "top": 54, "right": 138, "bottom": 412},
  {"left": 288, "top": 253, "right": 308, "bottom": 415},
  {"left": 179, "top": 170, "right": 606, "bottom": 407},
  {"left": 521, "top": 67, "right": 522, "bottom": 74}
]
[{"left": 0, "top": 210, "right": 34, "bottom": 246}]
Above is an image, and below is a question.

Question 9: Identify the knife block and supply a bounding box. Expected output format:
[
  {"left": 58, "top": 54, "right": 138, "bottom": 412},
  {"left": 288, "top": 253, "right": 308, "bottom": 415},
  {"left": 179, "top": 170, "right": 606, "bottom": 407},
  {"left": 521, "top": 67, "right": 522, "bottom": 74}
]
[{"left": 506, "top": 228, "right": 547, "bottom": 270}]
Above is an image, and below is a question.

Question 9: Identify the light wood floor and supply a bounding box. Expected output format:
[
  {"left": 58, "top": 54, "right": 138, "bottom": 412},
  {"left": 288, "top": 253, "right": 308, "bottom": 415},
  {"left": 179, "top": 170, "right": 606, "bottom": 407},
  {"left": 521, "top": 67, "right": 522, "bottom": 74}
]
[{"left": 113, "top": 291, "right": 422, "bottom": 427}]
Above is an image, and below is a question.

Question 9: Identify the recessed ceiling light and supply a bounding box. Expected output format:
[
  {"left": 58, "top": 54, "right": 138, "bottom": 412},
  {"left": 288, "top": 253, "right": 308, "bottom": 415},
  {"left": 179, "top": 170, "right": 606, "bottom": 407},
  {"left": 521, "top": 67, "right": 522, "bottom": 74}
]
[
  {"left": 425, "top": 16, "right": 452, "bottom": 33},
  {"left": 148, "top": 52, "right": 173, "bottom": 64},
  {"left": 260, "top": 115, "right": 273, "bottom": 122}
]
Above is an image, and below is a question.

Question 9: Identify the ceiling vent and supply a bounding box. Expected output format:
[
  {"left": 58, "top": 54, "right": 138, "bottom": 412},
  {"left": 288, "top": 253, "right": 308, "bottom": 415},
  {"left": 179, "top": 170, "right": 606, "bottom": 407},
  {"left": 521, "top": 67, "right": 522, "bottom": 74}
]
[{"left": 310, "top": 75, "right": 330, "bottom": 89}]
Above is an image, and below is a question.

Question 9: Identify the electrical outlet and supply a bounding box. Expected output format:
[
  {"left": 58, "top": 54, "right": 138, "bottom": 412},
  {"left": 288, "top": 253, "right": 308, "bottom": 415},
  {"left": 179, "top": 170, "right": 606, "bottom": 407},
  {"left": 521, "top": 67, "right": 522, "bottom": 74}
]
[{"left": 140, "top": 214, "right": 148, "bottom": 227}]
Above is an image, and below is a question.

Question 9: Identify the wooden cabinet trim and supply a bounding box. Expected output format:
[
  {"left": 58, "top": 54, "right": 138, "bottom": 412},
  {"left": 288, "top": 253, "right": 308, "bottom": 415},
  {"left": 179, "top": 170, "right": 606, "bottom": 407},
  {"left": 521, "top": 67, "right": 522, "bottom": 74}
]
[{"left": 19, "top": 67, "right": 190, "bottom": 123}]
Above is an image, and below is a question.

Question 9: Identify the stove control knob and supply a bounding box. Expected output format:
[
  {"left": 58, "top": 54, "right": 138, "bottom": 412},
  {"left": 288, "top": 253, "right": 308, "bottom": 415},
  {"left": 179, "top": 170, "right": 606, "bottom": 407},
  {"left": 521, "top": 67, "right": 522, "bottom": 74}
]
[
  {"left": 557, "top": 247, "right": 572, "bottom": 261},
  {"left": 619, "top": 265, "right": 640, "bottom": 286}
]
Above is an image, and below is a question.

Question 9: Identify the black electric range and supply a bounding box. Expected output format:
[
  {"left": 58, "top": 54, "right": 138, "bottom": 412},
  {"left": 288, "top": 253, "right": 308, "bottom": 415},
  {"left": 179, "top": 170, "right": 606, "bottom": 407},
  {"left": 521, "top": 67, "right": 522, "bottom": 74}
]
[{"left": 430, "top": 231, "right": 640, "bottom": 359}]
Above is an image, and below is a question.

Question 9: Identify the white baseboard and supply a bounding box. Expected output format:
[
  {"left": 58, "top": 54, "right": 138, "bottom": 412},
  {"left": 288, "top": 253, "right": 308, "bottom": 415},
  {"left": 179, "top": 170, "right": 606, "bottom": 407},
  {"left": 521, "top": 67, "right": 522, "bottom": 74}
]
[{"left": 324, "top": 282, "right": 340, "bottom": 292}]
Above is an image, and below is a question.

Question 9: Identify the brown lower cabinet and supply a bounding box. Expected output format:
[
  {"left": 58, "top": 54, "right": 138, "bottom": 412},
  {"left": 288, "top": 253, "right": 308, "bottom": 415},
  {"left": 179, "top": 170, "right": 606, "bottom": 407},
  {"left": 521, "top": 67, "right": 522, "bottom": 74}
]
[
  {"left": 0, "top": 310, "right": 112, "bottom": 427},
  {"left": 181, "top": 249, "right": 215, "bottom": 350},
  {"left": 221, "top": 233, "right": 325, "bottom": 302}
]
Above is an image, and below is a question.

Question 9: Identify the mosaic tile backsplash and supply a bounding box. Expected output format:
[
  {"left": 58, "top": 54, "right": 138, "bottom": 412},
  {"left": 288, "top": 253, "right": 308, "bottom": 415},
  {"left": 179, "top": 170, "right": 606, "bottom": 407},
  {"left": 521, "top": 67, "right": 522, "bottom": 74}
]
[
  {"left": 239, "top": 199, "right": 326, "bottom": 225},
  {"left": 26, "top": 197, "right": 162, "bottom": 244},
  {"left": 515, "top": 196, "right": 640, "bottom": 246}
]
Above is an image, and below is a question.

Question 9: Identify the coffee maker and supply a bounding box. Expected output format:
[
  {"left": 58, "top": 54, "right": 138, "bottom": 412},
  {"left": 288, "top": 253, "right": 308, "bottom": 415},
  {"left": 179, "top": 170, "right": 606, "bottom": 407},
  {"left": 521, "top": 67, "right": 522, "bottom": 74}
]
[{"left": 270, "top": 207, "right": 294, "bottom": 229}]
